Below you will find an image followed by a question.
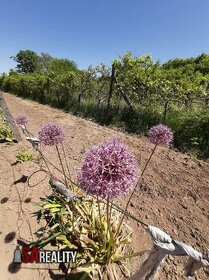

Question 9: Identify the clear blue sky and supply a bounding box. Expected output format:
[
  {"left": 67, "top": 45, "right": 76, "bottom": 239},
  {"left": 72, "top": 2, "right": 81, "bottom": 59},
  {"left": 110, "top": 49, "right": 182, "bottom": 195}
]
[{"left": 1, "top": 0, "right": 209, "bottom": 73}]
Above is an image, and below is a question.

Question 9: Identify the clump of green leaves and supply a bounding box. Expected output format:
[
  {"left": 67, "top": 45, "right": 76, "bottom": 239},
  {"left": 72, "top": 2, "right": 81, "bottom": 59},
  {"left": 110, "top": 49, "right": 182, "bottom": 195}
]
[
  {"left": 0, "top": 111, "right": 14, "bottom": 143},
  {"left": 34, "top": 191, "right": 139, "bottom": 279},
  {"left": 16, "top": 149, "right": 34, "bottom": 162},
  {"left": 0, "top": 123, "right": 13, "bottom": 142}
]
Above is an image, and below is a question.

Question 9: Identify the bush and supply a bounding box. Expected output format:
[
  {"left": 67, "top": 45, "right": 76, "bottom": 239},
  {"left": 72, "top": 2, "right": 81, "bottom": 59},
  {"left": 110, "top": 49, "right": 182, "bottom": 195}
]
[
  {"left": 1, "top": 70, "right": 209, "bottom": 159},
  {"left": 114, "top": 105, "right": 162, "bottom": 134},
  {"left": 167, "top": 107, "right": 209, "bottom": 158}
]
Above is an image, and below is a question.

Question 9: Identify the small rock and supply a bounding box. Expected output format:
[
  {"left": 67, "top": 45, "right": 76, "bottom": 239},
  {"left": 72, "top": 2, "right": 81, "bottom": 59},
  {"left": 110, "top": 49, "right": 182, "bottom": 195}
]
[
  {"left": 173, "top": 260, "right": 177, "bottom": 266},
  {"left": 196, "top": 242, "right": 201, "bottom": 247},
  {"left": 168, "top": 255, "right": 174, "bottom": 261},
  {"left": 198, "top": 162, "right": 203, "bottom": 167},
  {"left": 191, "top": 231, "right": 196, "bottom": 238},
  {"left": 179, "top": 203, "right": 188, "bottom": 209},
  {"left": 172, "top": 228, "right": 177, "bottom": 235}
]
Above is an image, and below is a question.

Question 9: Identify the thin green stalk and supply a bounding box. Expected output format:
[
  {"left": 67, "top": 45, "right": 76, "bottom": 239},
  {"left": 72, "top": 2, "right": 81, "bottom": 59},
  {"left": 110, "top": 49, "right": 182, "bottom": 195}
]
[
  {"left": 65, "top": 203, "right": 75, "bottom": 233},
  {"left": 96, "top": 196, "right": 109, "bottom": 253},
  {"left": 115, "top": 144, "right": 158, "bottom": 239},
  {"left": 55, "top": 145, "right": 68, "bottom": 187},
  {"left": 109, "top": 200, "right": 113, "bottom": 225},
  {"left": 72, "top": 204, "right": 75, "bottom": 233},
  {"left": 106, "top": 196, "right": 110, "bottom": 238},
  {"left": 108, "top": 200, "right": 114, "bottom": 242},
  {"left": 108, "top": 199, "right": 114, "bottom": 255},
  {"left": 38, "top": 150, "right": 51, "bottom": 175},
  {"left": 25, "top": 127, "right": 34, "bottom": 137},
  {"left": 106, "top": 195, "right": 114, "bottom": 263},
  {"left": 105, "top": 196, "right": 110, "bottom": 262},
  {"left": 140, "top": 144, "right": 158, "bottom": 177},
  {"left": 19, "top": 125, "right": 34, "bottom": 138},
  {"left": 97, "top": 196, "right": 102, "bottom": 226},
  {"left": 61, "top": 143, "right": 74, "bottom": 191},
  {"left": 42, "top": 154, "right": 71, "bottom": 180}
]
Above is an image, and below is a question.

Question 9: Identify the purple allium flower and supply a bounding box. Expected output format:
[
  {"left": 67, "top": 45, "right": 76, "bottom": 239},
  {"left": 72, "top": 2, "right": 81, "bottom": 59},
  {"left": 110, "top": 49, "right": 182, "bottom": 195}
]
[
  {"left": 38, "top": 123, "right": 65, "bottom": 146},
  {"left": 148, "top": 124, "right": 173, "bottom": 145},
  {"left": 77, "top": 138, "right": 139, "bottom": 199},
  {"left": 15, "top": 115, "right": 28, "bottom": 126}
]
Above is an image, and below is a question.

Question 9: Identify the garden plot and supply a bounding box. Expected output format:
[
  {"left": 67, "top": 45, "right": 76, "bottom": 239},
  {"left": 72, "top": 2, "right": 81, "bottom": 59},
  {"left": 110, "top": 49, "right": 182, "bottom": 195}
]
[{"left": 0, "top": 92, "right": 208, "bottom": 280}]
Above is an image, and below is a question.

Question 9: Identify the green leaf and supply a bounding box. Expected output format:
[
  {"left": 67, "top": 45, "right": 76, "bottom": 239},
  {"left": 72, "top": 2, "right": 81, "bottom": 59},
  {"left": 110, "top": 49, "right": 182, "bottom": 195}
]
[{"left": 112, "top": 250, "right": 148, "bottom": 262}]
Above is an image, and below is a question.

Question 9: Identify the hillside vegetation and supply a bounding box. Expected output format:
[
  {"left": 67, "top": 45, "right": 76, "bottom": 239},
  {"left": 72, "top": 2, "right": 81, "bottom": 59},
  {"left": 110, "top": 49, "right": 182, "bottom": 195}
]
[{"left": 1, "top": 50, "right": 209, "bottom": 157}]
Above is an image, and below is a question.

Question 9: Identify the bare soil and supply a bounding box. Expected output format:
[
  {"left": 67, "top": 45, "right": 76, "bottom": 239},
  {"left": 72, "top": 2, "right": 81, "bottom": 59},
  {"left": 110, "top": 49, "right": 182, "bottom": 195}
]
[{"left": 0, "top": 92, "right": 209, "bottom": 280}]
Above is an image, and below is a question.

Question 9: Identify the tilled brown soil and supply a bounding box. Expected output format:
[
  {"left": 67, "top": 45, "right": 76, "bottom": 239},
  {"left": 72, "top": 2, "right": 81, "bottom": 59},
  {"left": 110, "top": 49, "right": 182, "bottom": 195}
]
[{"left": 0, "top": 92, "right": 209, "bottom": 280}]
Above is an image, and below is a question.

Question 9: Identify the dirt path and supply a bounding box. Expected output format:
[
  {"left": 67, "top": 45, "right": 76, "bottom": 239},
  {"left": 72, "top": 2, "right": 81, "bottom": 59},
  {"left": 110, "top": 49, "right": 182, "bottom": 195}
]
[{"left": 0, "top": 92, "right": 209, "bottom": 279}]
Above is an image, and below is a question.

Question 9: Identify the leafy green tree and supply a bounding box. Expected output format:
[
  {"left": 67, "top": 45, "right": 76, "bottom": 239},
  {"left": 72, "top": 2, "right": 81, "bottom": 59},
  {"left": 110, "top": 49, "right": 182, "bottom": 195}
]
[
  {"left": 11, "top": 50, "right": 40, "bottom": 73},
  {"left": 113, "top": 52, "right": 160, "bottom": 107},
  {"left": 49, "top": 58, "right": 78, "bottom": 74},
  {"left": 38, "top": 53, "right": 55, "bottom": 72},
  {"left": 163, "top": 53, "right": 209, "bottom": 75}
]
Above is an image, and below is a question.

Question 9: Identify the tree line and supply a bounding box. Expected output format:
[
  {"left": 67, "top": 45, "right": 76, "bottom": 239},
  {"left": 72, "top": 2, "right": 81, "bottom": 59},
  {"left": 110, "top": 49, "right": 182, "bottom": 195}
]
[{"left": 0, "top": 50, "right": 209, "bottom": 158}]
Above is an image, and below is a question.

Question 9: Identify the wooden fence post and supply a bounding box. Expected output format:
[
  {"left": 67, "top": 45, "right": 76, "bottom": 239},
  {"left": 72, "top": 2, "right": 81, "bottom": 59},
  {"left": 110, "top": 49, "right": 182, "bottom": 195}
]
[{"left": 106, "top": 63, "right": 115, "bottom": 116}]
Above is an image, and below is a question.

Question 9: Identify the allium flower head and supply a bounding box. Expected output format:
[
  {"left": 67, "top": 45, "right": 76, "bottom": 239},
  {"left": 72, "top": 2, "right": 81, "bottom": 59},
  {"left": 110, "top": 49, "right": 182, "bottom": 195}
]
[
  {"left": 15, "top": 115, "right": 28, "bottom": 126},
  {"left": 77, "top": 138, "right": 139, "bottom": 199},
  {"left": 148, "top": 124, "right": 173, "bottom": 145},
  {"left": 38, "top": 123, "right": 65, "bottom": 146}
]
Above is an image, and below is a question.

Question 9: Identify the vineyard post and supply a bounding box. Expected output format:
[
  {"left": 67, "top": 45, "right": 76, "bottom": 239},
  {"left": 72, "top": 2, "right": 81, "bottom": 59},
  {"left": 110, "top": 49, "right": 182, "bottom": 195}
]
[
  {"left": 114, "top": 76, "right": 134, "bottom": 111},
  {"left": 162, "top": 100, "right": 169, "bottom": 124},
  {"left": 106, "top": 63, "right": 115, "bottom": 116}
]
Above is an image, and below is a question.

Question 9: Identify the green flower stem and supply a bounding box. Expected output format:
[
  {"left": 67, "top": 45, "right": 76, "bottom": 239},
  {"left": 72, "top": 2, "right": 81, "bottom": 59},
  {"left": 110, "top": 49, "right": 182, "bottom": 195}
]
[
  {"left": 38, "top": 150, "right": 51, "bottom": 175},
  {"left": 109, "top": 200, "right": 114, "bottom": 242},
  {"left": 97, "top": 196, "right": 102, "bottom": 226},
  {"left": 106, "top": 196, "right": 114, "bottom": 263},
  {"left": 65, "top": 202, "right": 75, "bottom": 233},
  {"left": 109, "top": 200, "right": 113, "bottom": 224},
  {"left": 61, "top": 143, "right": 74, "bottom": 191},
  {"left": 71, "top": 204, "right": 75, "bottom": 233},
  {"left": 106, "top": 196, "right": 110, "bottom": 237},
  {"left": 20, "top": 125, "right": 34, "bottom": 138},
  {"left": 38, "top": 153, "right": 78, "bottom": 188},
  {"left": 140, "top": 144, "right": 158, "bottom": 177},
  {"left": 25, "top": 127, "right": 34, "bottom": 137},
  {"left": 55, "top": 145, "right": 68, "bottom": 187},
  {"left": 115, "top": 144, "right": 158, "bottom": 239},
  {"left": 106, "top": 196, "right": 110, "bottom": 262}
]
